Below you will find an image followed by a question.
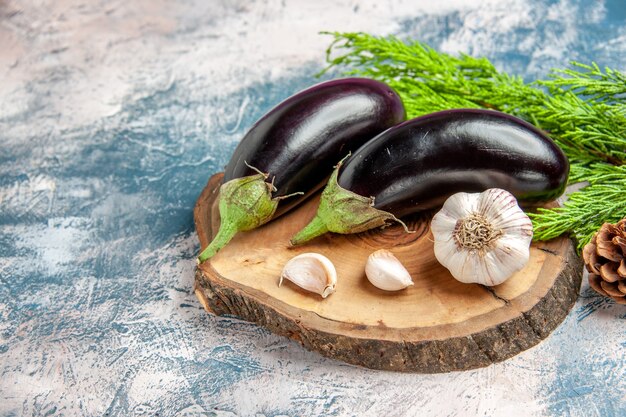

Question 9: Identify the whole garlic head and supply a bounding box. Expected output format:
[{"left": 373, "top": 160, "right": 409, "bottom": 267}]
[
  {"left": 279, "top": 253, "right": 337, "bottom": 298},
  {"left": 365, "top": 249, "right": 414, "bottom": 291},
  {"left": 431, "top": 188, "right": 533, "bottom": 286}
]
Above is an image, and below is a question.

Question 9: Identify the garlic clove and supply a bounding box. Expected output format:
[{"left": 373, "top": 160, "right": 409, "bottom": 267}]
[
  {"left": 481, "top": 243, "right": 529, "bottom": 286},
  {"left": 430, "top": 210, "right": 458, "bottom": 243},
  {"left": 431, "top": 188, "right": 533, "bottom": 286},
  {"left": 438, "top": 192, "right": 478, "bottom": 220},
  {"left": 365, "top": 249, "right": 414, "bottom": 291},
  {"left": 279, "top": 253, "right": 337, "bottom": 298},
  {"left": 478, "top": 189, "right": 533, "bottom": 239},
  {"left": 434, "top": 238, "right": 468, "bottom": 281}
]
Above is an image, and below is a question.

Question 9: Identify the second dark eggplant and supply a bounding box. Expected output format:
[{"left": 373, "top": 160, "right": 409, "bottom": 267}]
[{"left": 290, "top": 109, "right": 569, "bottom": 245}]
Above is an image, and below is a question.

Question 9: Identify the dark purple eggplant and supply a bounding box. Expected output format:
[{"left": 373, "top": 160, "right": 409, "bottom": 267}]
[
  {"left": 198, "top": 78, "right": 406, "bottom": 262},
  {"left": 290, "top": 109, "right": 569, "bottom": 245}
]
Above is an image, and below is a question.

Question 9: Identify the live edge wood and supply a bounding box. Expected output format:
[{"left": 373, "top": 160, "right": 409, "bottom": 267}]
[{"left": 194, "top": 173, "right": 583, "bottom": 373}]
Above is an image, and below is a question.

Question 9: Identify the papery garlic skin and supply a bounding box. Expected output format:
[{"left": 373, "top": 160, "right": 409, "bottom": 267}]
[
  {"left": 279, "top": 253, "right": 337, "bottom": 298},
  {"left": 365, "top": 249, "right": 414, "bottom": 291},
  {"left": 431, "top": 188, "right": 533, "bottom": 286}
]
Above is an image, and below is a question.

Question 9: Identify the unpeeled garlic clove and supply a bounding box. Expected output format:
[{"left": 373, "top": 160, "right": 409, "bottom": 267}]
[
  {"left": 365, "top": 249, "right": 414, "bottom": 291},
  {"left": 279, "top": 253, "right": 337, "bottom": 298}
]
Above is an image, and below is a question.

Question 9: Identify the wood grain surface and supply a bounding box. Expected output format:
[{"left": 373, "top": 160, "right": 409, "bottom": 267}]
[{"left": 194, "top": 173, "right": 583, "bottom": 372}]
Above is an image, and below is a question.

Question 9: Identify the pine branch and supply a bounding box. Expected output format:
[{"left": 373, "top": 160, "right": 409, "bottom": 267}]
[
  {"left": 321, "top": 31, "right": 547, "bottom": 120},
  {"left": 529, "top": 163, "right": 626, "bottom": 251},
  {"left": 531, "top": 91, "right": 626, "bottom": 166},
  {"left": 322, "top": 31, "right": 626, "bottom": 250},
  {"left": 542, "top": 62, "right": 626, "bottom": 104}
]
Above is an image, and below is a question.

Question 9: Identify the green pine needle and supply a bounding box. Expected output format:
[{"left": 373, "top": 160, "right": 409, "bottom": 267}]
[
  {"left": 543, "top": 62, "right": 626, "bottom": 104},
  {"left": 322, "top": 31, "right": 626, "bottom": 251},
  {"left": 528, "top": 164, "right": 626, "bottom": 251}
]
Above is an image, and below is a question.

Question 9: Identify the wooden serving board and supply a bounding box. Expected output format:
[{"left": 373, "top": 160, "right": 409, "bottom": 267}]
[{"left": 194, "top": 173, "right": 583, "bottom": 373}]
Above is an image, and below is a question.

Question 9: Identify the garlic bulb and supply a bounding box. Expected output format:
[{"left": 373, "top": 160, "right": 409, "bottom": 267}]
[
  {"left": 365, "top": 249, "right": 414, "bottom": 291},
  {"left": 431, "top": 188, "right": 533, "bottom": 286},
  {"left": 279, "top": 253, "right": 337, "bottom": 298}
]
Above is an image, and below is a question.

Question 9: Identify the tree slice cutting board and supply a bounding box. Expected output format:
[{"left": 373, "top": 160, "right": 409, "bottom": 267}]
[{"left": 193, "top": 173, "right": 583, "bottom": 373}]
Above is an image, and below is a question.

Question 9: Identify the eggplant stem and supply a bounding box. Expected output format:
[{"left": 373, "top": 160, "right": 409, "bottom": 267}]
[
  {"left": 334, "top": 152, "right": 351, "bottom": 168},
  {"left": 393, "top": 217, "right": 415, "bottom": 234},
  {"left": 276, "top": 191, "right": 305, "bottom": 201},
  {"left": 290, "top": 215, "right": 329, "bottom": 246},
  {"left": 197, "top": 173, "right": 280, "bottom": 263},
  {"left": 197, "top": 221, "right": 239, "bottom": 263},
  {"left": 244, "top": 161, "right": 269, "bottom": 179},
  {"left": 289, "top": 159, "right": 416, "bottom": 245}
]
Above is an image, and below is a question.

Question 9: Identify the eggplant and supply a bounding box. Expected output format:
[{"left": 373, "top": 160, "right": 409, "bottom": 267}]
[
  {"left": 291, "top": 109, "right": 569, "bottom": 245},
  {"left": 197, "top": 78, "right": 406, "bottom": 262}
]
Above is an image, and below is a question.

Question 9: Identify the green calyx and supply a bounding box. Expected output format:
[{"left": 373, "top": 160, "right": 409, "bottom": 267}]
[
  {"left": 197, "top": 172, "right": 280, "bottom": 264},
  {"left": 290, "top": 160, "right": 412, "bottom": 245}
]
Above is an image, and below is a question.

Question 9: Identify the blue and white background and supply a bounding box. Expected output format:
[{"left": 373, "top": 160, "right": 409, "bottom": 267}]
[{"left": 1, "top": 0, "right": 625, "bottom": 415}]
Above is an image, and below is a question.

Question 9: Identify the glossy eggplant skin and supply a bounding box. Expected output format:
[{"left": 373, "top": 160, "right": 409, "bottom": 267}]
[
  {"left": 223, "top": 78, "right": 406, "bottom": 214},
  {"left": 338, "top": 109, "right": 569, "bottom": 217}
]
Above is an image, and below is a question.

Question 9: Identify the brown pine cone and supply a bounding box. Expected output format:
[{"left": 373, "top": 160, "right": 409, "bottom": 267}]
[{"left": 582, "top": 219, "right": 626, "bottom": 304}]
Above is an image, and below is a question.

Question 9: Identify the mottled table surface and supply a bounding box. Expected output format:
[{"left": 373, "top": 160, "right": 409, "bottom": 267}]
[{"left": 1, "top": 1, "right": 625, "bottom": 416}]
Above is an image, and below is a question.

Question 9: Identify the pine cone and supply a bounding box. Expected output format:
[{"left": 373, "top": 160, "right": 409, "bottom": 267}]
[{"left": 582, "top": 219, "right": 626, "bottom": 304}]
